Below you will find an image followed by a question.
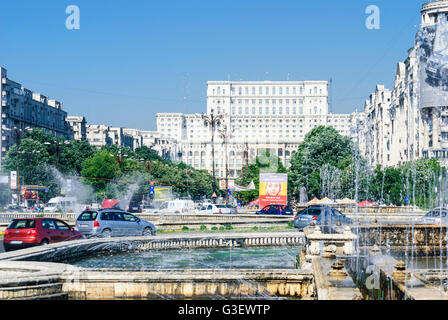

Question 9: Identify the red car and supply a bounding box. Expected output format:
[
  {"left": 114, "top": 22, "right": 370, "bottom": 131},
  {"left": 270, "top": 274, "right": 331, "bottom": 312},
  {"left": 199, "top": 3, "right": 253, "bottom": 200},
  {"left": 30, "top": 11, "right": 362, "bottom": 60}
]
[{"left": 3, "top": 218, "right": 84, "bottom": 252}]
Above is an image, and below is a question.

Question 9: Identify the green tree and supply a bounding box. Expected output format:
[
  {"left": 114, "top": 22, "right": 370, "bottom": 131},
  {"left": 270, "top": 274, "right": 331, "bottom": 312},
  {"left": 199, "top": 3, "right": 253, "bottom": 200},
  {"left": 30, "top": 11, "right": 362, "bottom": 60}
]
[
  {"left": 4, "top": 138, "right": 59, "bottom": 201},
  {"left": 81, "top": 150, "right": 120, "bottom": 192},
  {"left": 288, "top": 126, "right": 356, "bottom": 200},
  {"left": 134, "top": 146, "right": 165, "bottom": 162},
  {"left": 59, "top": 140, "right": 96, "bottom": 174}
]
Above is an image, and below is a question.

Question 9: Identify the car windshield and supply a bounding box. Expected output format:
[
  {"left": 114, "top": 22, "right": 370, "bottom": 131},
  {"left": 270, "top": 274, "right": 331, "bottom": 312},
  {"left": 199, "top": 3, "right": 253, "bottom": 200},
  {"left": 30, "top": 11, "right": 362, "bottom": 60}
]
[
  {"left": 77, "top": 211, "right": 98, "bottom": 221},
  {"left": 306, "top": 208, "right": 322, "bottom": 216},
  {"left": 332, "top": 209, "right": 344, "bottom": 216},
  {"left": 8, "top": 219, "right": 35, "bottom": 229},
  {"left": 432, "top": 210, "right": 448, "bottom": 218},
  {"left": 216, "top": 205, "right": 227, "bottom": 208}
]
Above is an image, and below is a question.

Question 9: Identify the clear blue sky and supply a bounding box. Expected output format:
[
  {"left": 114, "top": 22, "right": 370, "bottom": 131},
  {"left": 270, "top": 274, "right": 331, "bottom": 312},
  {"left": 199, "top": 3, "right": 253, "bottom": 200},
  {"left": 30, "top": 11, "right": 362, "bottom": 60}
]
[{"left": 0, "top": 0, "right": 426, "bottom": 130}]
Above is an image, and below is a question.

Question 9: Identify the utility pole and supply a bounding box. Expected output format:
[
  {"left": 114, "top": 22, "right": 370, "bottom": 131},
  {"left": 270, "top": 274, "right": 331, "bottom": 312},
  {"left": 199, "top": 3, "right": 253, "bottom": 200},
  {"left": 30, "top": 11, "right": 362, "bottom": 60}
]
[
  {"left": 218, "top": 125, "right": 234, "bottom": 205},
  {"left": 242, "top": 142, "right": 249, "bottom": 176},
  {"left": 198, "top": 109, "right": 224, "bottom": 198}
]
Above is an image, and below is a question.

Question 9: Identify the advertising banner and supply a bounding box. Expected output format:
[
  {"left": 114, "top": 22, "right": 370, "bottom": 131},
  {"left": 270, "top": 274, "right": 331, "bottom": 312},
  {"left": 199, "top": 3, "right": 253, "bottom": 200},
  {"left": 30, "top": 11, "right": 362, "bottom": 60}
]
[
  {"left": 154, "top": 186, "right": 173, "bottom": 202},
  {"left": 10, "top": 171, "right": 17, "bottom": 190},
  {"left": 259, "top": 173, "right": 287, "bottom": 209},
  {"left": 219, "top": 179, "right": 235, "bottom": 190},
  {"left": 417, "top": 13, "right": 448, "bottom": 108}
]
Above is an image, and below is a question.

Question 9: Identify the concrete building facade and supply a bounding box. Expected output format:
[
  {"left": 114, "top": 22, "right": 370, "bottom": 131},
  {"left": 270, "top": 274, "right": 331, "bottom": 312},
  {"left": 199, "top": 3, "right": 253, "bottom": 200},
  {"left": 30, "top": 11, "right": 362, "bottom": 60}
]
[
  {"left": 360, "top": 0, "right": 448, "bottom": 168},
  {"left": 0, "top": 66, "right": 72, "bottom": 168},
  {"left": 66, "top": 116, "right": 87, "bottom": 141}
]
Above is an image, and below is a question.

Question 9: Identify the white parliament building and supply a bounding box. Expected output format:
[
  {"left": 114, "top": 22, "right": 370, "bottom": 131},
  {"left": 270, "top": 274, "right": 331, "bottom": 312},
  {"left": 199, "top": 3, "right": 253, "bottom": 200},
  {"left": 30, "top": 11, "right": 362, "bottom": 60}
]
[{"left": 156, "top": 80, "right": 363, "bottom": 180}]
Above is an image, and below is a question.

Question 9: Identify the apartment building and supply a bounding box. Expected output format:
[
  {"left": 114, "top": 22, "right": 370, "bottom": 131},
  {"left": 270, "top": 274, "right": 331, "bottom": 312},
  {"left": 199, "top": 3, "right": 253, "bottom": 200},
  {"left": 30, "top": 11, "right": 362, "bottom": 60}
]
[{"left": 0, "top": 66, "right": 72, "bottom": 168}]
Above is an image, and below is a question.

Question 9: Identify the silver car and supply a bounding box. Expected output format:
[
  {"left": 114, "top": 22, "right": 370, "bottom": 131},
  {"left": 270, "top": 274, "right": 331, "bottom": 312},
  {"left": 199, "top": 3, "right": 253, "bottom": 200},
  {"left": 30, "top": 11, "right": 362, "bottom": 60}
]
[
  {"left": 293, "top": 205, "right": 353, "bottom": 231},
  {"left": 76, "top": 209, "right": 156, "bottom": 238},
  {"left": 420, "top": 207, "right": 448, "bottom": 225}
]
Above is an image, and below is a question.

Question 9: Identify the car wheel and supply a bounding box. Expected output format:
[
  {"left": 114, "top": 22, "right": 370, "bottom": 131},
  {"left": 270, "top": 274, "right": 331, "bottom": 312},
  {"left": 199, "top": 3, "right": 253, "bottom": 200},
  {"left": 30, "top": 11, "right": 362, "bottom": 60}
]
[
  {"left": 101, "top": 229, "right": 112, "bottom": 238},
  {"left": 142, "top": 227, "right": 153, "bottom": 236},
  {"left": 40, "top": 239, "right": 49, "bottom": 246}
]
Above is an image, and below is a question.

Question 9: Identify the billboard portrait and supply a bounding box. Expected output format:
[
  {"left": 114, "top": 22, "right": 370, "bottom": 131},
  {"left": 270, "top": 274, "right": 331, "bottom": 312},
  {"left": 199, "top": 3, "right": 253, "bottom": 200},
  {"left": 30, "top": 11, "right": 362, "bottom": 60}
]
[
  {"left": 259, "top": 173, "right": 287, "bottom": 209},
  {"left": 417, "top": 13, "right": 448, "bottom": 108}
]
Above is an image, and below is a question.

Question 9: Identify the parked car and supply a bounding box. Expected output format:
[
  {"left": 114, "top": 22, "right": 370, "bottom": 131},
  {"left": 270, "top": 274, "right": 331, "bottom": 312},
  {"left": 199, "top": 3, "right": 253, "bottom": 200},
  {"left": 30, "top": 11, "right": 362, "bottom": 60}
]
[
  {"left": 255, "top": 204, "right": 294, "bottom": 216},
  {"left": 420, "top": 207, "right": 448, "bottom": 225},
  {"left": 127, "top": 201, "right": 142, "bottom": 213},
  {"left": 154, "top": 200, "right": 195, "bottom": 214},
  {"left": 3, "top": 218, "right": 83, "bottom": 252},
  {"left": 5, "top": 205, "right": 26, "bottom": 213},
  {"left": 293, "top": 205, "right": 353, "bottom": 231},
  {"left": 44, "top": 197, "right": 77, "bottom": 213},
  {"left": 226, "top": 204, "right": 238, "bottom": 214},
  {"left": 196, "top": 203, "right": 232, "bottom": 214},
  {"left": 75, "top": 209, "right": 156, "bottom": 238},
  {"left": 142, "top": 204, "right": 157, "bottom": 213}
]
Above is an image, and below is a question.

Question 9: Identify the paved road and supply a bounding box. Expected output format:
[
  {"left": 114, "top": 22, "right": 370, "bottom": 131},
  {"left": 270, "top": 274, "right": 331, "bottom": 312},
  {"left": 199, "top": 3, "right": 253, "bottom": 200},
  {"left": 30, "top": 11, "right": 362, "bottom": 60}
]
[{"left": 0, "top": 237, "right": 4, "bottom": 253}]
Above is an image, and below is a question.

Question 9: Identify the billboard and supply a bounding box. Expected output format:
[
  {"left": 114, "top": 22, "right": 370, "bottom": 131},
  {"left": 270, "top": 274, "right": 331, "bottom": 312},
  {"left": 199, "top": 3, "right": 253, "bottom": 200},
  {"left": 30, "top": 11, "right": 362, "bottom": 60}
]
[
  {"left": 417, "top": 14, "right": 448, "bottom": 108},
  {"left": 154, "top": 186, "right": 173, "bottom": 202},
  {"left": 259, "top": 173, "right": 287, "bottom": 209},
  {"left": 219, "top": 179, "right": 235, "bottom": 190}
]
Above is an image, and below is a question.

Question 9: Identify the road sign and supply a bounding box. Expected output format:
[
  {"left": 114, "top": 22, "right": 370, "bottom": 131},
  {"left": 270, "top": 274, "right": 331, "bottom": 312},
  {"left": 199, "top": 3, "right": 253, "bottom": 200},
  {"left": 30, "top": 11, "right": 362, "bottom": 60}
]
[
  {"left": 10, "top": 171, "right": 17, "bottom": 190},
  {"left": 212, "top": 192, "right": 217, "bottom": 198},
  {"left": 149, "top": 185, "right": 155, "bottom": 195}
]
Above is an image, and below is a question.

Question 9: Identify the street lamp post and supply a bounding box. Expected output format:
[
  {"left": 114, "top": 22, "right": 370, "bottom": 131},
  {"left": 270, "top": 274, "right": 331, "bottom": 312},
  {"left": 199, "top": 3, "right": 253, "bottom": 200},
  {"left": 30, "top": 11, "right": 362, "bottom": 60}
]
[
  {"left": 218, "top": 125, "right": 234, "bottom": 205},
  {"left": 139, "top": 158, "right": 151, "bottom": 174},
  {"left": 198, "top": 109, "right": 224, "bottom": 198},
  {"left": 17, "top": 150, "right": 40, "bottom": 207},
  {"left": 44, "top": 140, "right": 70, "bottom": 166},
  {"left": 10, "top": 127, "right": 31, "bottom": 205},
  {"left": 113, "top": 148, "right": 128, "bottom": 168}
]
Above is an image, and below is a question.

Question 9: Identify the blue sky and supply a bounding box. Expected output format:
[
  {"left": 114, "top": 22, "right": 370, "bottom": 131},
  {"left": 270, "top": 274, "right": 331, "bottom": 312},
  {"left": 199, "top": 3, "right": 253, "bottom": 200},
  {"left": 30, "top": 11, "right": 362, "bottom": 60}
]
[{"left": 0, "top": 0, "right": 426, "bottom": 130}]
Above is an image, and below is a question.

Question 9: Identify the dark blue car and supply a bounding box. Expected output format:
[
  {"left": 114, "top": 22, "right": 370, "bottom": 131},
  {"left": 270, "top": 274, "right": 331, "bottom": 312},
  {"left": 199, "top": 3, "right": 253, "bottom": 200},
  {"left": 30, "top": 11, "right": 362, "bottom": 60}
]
[{"left": 255, "top": 204, "right": 294, "bottom": 216}]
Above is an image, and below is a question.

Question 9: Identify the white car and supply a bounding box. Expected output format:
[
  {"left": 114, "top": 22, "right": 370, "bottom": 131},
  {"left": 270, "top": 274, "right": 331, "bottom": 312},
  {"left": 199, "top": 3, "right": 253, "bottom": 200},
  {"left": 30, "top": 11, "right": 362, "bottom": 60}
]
[
  {"left": 196, "top": 204, "right": 232, "bottom": 214},
  {"left": 44, "top": 197, "right": 78, "bottom": 213},
  {"left": 142, "top": 205, "right": 157, "bottom": 213},
  {"left": 153, "top": 200, "right": 195, "bottom": 214}
]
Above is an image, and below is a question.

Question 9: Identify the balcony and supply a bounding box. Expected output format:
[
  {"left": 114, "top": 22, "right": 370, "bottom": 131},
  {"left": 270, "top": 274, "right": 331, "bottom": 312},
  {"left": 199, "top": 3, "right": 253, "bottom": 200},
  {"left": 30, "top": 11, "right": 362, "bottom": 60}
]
[{"left": 423, "top": 149, "right": 448, "bottom": 159}]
